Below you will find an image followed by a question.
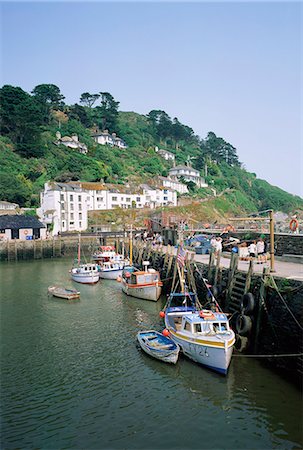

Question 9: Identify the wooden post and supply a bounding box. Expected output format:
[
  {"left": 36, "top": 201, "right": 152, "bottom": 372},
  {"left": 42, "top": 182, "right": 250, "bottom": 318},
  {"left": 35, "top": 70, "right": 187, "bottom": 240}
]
[{"left": 269, "top": 209, "right": 275, "bottom": 272}]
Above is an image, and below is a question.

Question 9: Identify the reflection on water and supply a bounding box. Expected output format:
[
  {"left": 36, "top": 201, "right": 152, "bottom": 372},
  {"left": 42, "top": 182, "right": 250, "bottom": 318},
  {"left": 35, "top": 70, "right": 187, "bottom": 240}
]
[{"left": 1, "top": 258, "right": 302, "bottom": 449}]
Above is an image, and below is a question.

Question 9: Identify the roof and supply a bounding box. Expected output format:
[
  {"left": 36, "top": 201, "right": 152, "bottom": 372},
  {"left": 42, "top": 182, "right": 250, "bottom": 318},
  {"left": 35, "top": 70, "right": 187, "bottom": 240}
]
[
  {"left": 0, "top": 215, "right": 45, "bottom": 229},
  {"left": 0, "top": 201, "right": 19, "bottom": 207},
  {"left": 158, "top": 149, "right": 175, "bottom": 156},
  {"left": 169, "top": 165, "right": 200, "bottom": 174}
]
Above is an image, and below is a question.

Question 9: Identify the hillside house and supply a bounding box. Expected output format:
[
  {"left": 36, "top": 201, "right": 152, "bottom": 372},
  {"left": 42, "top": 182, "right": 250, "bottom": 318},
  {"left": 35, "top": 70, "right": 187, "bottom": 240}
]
[
  {"left": 91, "top": 129, "right": 127, "bottom": 149},
  {"left": 169, "top": 165, "right": 208, "bottom": 188},
  {"left": 55, "top": 132, "right": 88, "bottom": 154},
  {"left": 155, "top": 147, "right": 175, "bottom": 164},
  {"left": 157, "top": 176, "right": 188, "bottom": 194},
  {"left": 0, "top": 201, "right": 19, "bottom": 215}
]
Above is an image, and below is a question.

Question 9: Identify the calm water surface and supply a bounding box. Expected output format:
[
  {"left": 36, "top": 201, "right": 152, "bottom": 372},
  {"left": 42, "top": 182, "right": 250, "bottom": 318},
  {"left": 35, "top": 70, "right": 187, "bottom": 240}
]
[{"left": 0, "top": 258, "right": 302, "bottom": 450}]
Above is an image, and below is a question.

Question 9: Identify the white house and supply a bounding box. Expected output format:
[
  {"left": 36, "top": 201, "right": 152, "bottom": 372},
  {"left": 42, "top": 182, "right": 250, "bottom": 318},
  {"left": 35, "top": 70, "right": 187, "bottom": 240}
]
[
  {"left": 155, "top": 147, "right": 175, "bottom": 164},
  {"left": 158, "top": 176, "right": 188, "bottom": 194},
  {"left": 37, "top": 182, "right": 89, "bottom": 235},
  {"left": 0, "top": 201, "right": 19, "bottom": 214},
  {"left": 55, "top": 132, "right": 88, "bottom": 154},
  {"left": 38, "top": 181, "right": 177, "bottom": 235},
  {"left": 140, "top": 184, "right": 177, "bottom": 209},
  {"left": 169, "top": 165, "right": 208, "bottom": 188},
  {"left": 91, "top": 129, "right": 127, "bottom": 149}
]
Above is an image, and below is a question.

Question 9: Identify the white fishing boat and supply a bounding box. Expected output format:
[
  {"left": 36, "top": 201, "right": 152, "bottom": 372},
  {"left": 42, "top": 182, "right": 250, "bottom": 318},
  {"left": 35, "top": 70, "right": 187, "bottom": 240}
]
[
  {"left": 162, "top": 243, "right": 235, "bottom": 375},
  {"left": 71, "top": 234, "right": 100, "bottom": 284},
  {"left": 164, "top": 293, "right": 235, "bottom": 375},
  {"left": 122, "top": 261, "right": 163, "bottom": 301},
  {"left": 98, "top": 260, "right": 125, "bottom": 280},
  {"left": 137, "top": 330, "right": 180, "bottom": 364},
  {"left": 48, "top": 286, "right": 80, "bottom": 300}
]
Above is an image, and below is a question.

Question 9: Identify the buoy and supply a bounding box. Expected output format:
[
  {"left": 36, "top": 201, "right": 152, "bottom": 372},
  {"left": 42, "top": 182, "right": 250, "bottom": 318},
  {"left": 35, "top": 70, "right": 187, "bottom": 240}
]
[
  {"left": 162, "top": 329, "right": 170, "bottom": 337},
  {"left": 159, "top": 311, "right": 165, "bottom": 318},
  {"left": 116, "top": 276, "right": 121, "bottom": 282}
]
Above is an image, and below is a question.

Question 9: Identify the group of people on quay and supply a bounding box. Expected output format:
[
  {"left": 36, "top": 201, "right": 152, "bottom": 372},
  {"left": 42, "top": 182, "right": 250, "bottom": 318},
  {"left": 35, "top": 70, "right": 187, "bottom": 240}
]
[{"left": 209, "top": 234, "right": 269, "bottom": 263}]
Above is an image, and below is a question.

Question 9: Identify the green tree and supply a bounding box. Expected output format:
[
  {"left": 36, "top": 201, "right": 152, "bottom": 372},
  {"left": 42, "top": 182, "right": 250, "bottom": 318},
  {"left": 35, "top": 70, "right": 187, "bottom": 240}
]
[
  {"left": 79, "top": 92, "right": 100, "bottom": 108},
  {"left": 31, "top": 84, "right": 65, "bottom": 123},
  {"left": 0, "top": 85, "right": 43, "bottom": 156},
  {"left": 94, "top": 92, "right": 120, "bottom": 132}
]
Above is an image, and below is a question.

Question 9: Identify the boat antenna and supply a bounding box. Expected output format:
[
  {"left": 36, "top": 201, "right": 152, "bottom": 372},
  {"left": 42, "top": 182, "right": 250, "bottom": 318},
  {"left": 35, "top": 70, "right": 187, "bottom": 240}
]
[{"left": 77, "top": 233, "right": 81, "bottom": 265}]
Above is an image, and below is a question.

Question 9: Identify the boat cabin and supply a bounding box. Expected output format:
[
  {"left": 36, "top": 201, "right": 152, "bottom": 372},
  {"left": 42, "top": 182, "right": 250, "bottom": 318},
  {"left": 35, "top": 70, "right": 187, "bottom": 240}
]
[
  {"left": 179, "top": 313, "right": 231, "bottom": 336},
  {"left": 129, "top": 270, "right": 160, "bottom": 285}
]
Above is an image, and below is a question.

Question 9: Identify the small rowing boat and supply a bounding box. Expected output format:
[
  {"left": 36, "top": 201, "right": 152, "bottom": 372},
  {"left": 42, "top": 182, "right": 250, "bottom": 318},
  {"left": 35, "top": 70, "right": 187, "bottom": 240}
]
[
  {"left": 137, "top": 330, "right": 180, "bottom": 364},
  {"left": 48, "top": 286, "right": 80, "bottom": 300}
]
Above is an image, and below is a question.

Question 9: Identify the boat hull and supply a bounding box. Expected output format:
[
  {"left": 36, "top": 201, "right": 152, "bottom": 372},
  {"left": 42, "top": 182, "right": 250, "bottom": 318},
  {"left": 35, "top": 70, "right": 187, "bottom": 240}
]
[
  {"left": 71, "top": 271, "right": 99, "bottom": 284},
  {"left": 99, "top": 268, "right": 123, "bottom": 280},
  {"left": 137, "top": 331, "right": 180, "bottom": 364},
  {"left": 167, "top": 328, "right": 234, "bottom": 375},
  {"left": 48, "top": 286, "right": 80, "bottom": 300},
  {"left": 122, "top": 280, "right": 162, "bottom": 301}
]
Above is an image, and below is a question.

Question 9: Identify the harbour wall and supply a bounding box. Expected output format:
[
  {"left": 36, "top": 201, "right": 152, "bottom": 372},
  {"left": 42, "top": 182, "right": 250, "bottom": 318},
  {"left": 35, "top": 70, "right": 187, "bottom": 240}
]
[{"left": 0, "top": 236, "right": 98, "bottom": 262}]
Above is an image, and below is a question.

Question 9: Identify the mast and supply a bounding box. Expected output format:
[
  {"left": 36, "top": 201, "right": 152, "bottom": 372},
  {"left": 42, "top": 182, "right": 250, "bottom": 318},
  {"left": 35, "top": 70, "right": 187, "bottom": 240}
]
[
  {"left": 77, "top": 233, "right": 81, "bottom": 265},
  {"left": 129, "top": 224, "right": 133, "bottom": 266}
]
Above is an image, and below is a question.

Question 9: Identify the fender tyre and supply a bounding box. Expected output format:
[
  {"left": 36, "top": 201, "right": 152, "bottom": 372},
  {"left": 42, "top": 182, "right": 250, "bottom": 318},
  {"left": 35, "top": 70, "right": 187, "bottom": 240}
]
[
  {"left": 236, "top": 314, "right": 252, "bottom": 336},
  {"left": 241, "top": 293, "right": 255, "bottom": 315}
]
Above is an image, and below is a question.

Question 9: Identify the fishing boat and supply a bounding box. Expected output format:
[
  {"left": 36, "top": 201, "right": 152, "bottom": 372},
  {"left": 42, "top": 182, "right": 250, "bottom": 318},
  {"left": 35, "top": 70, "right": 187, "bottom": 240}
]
[
  {"left": 92, "top": 246, "right": 116, "bottom": 262},
  {"left": 71, "top": 235, "right": 100, "bottom": 284},
  {"left": 137, "top": 330, "right": 180, "bottom": 364},
  {"left": 98, "top": 260, "right": 125, "bottom": 280},
  {"left": 48, "top": 286, "right": 80, "bottom": 300},
  {"left": 122, "top": 261, "right": 163, "bottom": 301},
  {"left": 162, "top": 244, "right": 235, "bottom": 375}
]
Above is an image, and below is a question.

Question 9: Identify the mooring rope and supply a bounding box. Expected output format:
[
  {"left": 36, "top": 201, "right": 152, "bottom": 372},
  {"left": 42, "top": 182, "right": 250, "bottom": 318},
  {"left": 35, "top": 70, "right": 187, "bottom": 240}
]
[{"left": 233, "top": 353, "right": 303, "bottom": 358}]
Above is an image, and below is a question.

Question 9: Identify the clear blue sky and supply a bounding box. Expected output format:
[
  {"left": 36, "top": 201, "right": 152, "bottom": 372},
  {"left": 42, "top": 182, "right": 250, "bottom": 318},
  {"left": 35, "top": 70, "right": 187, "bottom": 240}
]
[{"left": 1, "top": 1, "right": 302, "bottom": 197}]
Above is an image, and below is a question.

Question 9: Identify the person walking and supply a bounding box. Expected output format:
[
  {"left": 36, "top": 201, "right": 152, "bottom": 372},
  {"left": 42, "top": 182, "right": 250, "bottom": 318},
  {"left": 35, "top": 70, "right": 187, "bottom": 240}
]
[
  {"left": 248, "top": 240, "right": 257, "bottom": 260},
  {"left": 257, "top": 237, "right": 265, "bottom": 263}
]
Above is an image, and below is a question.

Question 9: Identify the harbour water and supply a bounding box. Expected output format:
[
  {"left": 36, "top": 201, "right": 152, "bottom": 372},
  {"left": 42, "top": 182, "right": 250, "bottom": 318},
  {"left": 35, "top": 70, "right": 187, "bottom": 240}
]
[{"left": 1, "top": 258, "right": 302, "bottom": 449}]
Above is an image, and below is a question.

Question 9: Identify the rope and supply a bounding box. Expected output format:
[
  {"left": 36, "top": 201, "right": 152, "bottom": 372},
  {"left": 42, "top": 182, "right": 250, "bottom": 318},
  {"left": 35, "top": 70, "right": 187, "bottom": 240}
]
[
  {"left": 266, "top": 275, "right": 303, "bottom": 331},
  {"left": 233, "top": 353, "right": 303, "bottom": 358}
]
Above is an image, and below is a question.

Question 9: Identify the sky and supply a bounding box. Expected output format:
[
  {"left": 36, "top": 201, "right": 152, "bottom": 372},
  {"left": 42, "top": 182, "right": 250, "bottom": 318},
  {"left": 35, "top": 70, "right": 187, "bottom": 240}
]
[{"left": 1, "top": 1, "right": 302, "bottom": 197}]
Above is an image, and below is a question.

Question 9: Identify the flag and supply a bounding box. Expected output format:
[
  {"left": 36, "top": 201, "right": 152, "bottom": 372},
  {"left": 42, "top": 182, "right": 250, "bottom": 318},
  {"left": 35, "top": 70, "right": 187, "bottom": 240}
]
[{"left": 177, "top": 246, "right": 186, "bottom": 267}]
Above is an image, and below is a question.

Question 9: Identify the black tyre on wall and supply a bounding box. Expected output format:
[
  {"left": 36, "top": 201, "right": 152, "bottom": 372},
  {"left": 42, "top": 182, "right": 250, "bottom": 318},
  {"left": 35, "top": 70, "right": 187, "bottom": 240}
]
[
  {"left": 236, "top": 314, "right": 252, "bottom": 336},
  {"left": 241, "top": 293, "right": 255, "bottom": 315}
]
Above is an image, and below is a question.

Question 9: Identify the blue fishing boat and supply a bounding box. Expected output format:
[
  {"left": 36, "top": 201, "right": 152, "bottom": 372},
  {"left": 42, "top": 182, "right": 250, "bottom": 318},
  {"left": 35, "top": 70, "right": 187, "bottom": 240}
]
[{"left": 137, "top": 330, "right": 180, "bottom": 364}]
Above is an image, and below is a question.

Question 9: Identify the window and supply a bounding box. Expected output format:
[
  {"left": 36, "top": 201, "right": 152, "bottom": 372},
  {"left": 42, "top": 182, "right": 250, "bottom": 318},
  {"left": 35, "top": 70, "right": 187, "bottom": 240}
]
[
  {"left": 62, "top": 221, "right": 65, "bottom": 228},
  {"left": 184, "top": 321, "right": 191, "bottom": 332},
  {"left": 60, "top": 194, "right": 64, "bottom": 201},
  {"left": 194, "top": 324, "right": 202, "bottom": 333},
  {"left": 79, "top": 213, "right": 82, "bottom": 220},
  {"left": 61, "top": 213, "right": 65, "bottom": 220},
  {"left": 70, "top": 221, "right": 74, "bottom": 226},
  {"left": 126, "top": 197, "right": 131, "bottom": 202},
  {"left": 78, "top": 195, "right": 81, "bottom": 202},
  {"left": 79, "top": 221, "right": 82, "bottom": 227},
  {"left": 112, "top": 196, "right": 117, "bottom": 201},
  {"left": 164, "top": 196, "right": 168, "bottom": 201},
  {"left": 136, "top": 197, "right": 140, "bottom": 202},
  {"left": 97, "top": 197, "right": 103, "bottom": 202},
  {"left": 164, "top": 190, "right": 168, "bottom": 194},
  {"left": 121, "top": 197, "right": 124, "bottom": 201},
  {"left": 70, "top": 203, "right": 74, "bottom": 210},
  {"left": 70, "top": 213, "right": 74, "bottom": 220},
  {"left": 79, "top": 204, "right": 82, "bottom": 211},
  {"left": 70, "top": 194, "right": 73, "bottom": 201}
]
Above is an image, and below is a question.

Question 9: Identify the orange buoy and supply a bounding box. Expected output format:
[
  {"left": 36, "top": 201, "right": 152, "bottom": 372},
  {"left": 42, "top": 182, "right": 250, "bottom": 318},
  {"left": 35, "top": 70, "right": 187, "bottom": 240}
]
[
  {"left": 116, "top": 276, "right": 122, "bottom": 282},
  {"left": 159, "top": 311, "right": 165, "bottom": 318},
  {"left": 162, "top": 329, "right": 170, "bottom": 337}
]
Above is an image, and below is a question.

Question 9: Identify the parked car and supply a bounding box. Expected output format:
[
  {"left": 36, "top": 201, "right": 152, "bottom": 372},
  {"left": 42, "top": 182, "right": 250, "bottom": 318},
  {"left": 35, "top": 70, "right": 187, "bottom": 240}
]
[{"left": 185, "top": 234, "right": 212, "bottom": 255}]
